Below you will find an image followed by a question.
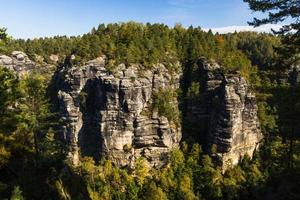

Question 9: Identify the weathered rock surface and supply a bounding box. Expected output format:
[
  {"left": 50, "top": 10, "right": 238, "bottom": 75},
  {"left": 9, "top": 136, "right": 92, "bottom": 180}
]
[
  {"left": 56, "top": 56, "right": 182, "bottom": 167},
  {"left": 0, "top": 51, "right": 35, "bottom": 77},
  {"left": 0, "top": 51, "right": 55, "bottom": 78},
  {"left": 49, "top": 54, "right": 59, "bottom": 63},
  {"left": 2, "top": 50, "right": 262, "bottom": 170},
  {"left": 190, "top": 60, "right": 262, "bottom": 169}
]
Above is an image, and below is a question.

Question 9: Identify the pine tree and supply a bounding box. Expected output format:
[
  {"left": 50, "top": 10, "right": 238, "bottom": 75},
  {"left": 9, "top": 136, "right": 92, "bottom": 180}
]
[
  {"left": 0, "top": 67, "right": 20, "bottom": 133},
  {"left": 244, "top": 0, "right": 300, "bottom": 64},
  {"left": 15, "top": 74, "right": 57, "bottom": 159},
  {"left": 0, "top": 28, "right": 10, "bottom": 53}
]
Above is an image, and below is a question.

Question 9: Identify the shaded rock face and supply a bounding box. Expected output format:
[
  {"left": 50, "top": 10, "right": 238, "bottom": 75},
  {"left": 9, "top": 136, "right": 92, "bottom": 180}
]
[
  {"left": 288, "top": 65, "right": 300, "bottom": 86},
  {"left": 56, "top": 56, "right": 182, "bottom": 167},
  {"left": 2, "top": 50, "right": 262, "bottom": 169},
  {"left": 192, "top": 60, "right": 262, "bottom": 169}
]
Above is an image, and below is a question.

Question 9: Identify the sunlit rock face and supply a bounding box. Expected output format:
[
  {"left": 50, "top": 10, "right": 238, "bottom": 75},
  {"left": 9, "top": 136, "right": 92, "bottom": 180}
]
[
  {"left": 0, "top": 51, "right": 35, "bottom": 77},
  {"left": 193, "top": 60, "right": 262, "bottom": 169},
  {"left": 1, "top": 50, "right": 262, "bottom": 170},
  {"left": 56, "top": 56, "right": 182, "bottom": 167},
  {"left": 0, "top": 51, "right": 55, "bottom": 78}
]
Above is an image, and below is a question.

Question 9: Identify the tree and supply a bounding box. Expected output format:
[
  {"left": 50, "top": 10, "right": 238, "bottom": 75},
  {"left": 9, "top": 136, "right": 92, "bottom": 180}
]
[
  {"left": 0, "top": 67, "right": 20, "bottom": 168},
  {"left": 15, "top": 74, "right": 56, "bottom": 158},
  {"left": 134, "top": 158, "right": 150, "bottom": 186},
  {"left": 0, "top": 28, "right": 8, "bottom": 41},
  {"left": 178, "top": 175, "right": 197, "bottom": 200},
  {"left": 244, "top": 0, "right": 300, "bottom": 170},
  {"left": 80, "top": 157, "right": 98, "bottom": 199},
  {"left": 143, "top": 182, "right": 168, "bottom": 200},
  {"left": 197, "top": 155, "right": 223, "bottom": 199},
  {"left": 0, "top": 67, "right": 20, "bottom": 133},
  {"left": 0, "top": 28, "right": 10, "bottom": 53},
  {"left": 244, "top": 0, "right": 300, "bottom": 64},
  {"left": 10, "top": 186, "right": 25, "bottom": 200}
]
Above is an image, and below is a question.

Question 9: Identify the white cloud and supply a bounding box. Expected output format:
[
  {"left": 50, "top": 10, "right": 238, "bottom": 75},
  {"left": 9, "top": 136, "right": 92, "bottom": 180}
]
[{"left": 203, "top": 24, "right": 283, "bottom": 34}]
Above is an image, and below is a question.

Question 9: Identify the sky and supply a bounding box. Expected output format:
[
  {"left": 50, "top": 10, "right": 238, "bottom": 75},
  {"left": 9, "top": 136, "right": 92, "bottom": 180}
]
[{"left": 0, "top": 0, "right": 281, "bottom": 39}]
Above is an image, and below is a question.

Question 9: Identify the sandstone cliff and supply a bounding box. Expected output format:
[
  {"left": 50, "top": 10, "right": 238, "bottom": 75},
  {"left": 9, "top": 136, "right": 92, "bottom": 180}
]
[
  {"left": 187, "top": 60, "right": 263, "bottom": 169},
  {"left": 0, "top": 51, "right": 264, "bottom": 170},
  {"left": 0, "top": 51, "right": 55, "bottom": 78},
  {"left": 55, "top": 56, "right": 182, "bottom": 167}
]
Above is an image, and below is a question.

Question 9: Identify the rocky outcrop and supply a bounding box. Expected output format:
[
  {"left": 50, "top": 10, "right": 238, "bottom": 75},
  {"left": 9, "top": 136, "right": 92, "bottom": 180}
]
[
  {"left": 2, "top": 50, "right": 262, "bottom": 170},
  {"left": 56, "top": 56, "right": 182, "bottom": 167},
  {"left": 0, "top": 51, "right": 55, "bottom": 78},
  {"left": 190, "top": 60, "right": 262, "bottom": 169},
  {"left": 0, "top": 51, "right": 36, "bottom": 77}
]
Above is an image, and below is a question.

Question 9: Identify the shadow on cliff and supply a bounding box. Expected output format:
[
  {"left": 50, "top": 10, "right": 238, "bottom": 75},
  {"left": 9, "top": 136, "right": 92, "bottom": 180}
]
[
  {"left": 78, "top": 78, "right": 106, "bottom": 161},
  {"left": 269, "top": 83, "right": 300, "bottom": 167},
  {"left": 179, "top": 58, "right": 209, "bottom": 149},
  {"left": 48, "top": 59, "right": 106, "bottom": 162}
]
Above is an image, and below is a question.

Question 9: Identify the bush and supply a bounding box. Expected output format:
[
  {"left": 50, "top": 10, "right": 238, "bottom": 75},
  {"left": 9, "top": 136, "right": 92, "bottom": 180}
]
[{"left": 152, "top": 89, "right": 180, "bottom": 126}]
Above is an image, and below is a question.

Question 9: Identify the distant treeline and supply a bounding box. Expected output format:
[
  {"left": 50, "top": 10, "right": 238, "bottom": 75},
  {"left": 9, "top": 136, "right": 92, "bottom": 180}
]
[{"left": 2, "top": 22, "right": 280, "bottom": 71}]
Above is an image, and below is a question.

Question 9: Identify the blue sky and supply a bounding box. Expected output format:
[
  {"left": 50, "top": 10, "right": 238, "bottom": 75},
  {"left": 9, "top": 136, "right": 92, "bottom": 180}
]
[{"left": 0, "top": 0, "right": 276, "bottom": 39}]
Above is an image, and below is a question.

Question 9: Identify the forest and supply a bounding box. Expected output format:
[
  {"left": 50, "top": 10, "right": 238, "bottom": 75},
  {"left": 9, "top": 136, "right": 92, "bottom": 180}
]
[{"left": 0, "top": 11, "right": 300, "bottom": 200}]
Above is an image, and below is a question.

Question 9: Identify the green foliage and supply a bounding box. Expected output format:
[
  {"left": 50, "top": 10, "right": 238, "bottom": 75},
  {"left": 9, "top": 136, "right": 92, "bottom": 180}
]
[
  {"left": 187, "top": 82, "right": 201, "bottom": 103},
  {"left": 0, "top": 67, "right": 20, "bottom": 133},
  {"left": 10, "top": 186, "right": 25, "bottom": 200},
  {"left": 135, "top": 158, "right": 150, "bottom": 186},
  {"left": 14, "top": 74, "right": 59, "bottom": 158},
  {"left": 244, "top": 0, "right": 300, "bottom": 65},
  {"left": 0, "top": 28, "right": 10, "bottom": 53},
  {"left": 0, "top": 69, "right": 64, "bottom": 199},
  {"left": 234, "top": 32, "right": 280, "bottom": 68},
  {"left": 2, "top": 23, "right": 261, "bottom": 73},
  {"left": 153, "top": 89, "right": 180, "bottom": 126},
  {"left": 143, "top": 182, "right": 168, "bottom": 200},
  {"left": 0, "top": 22, "right": 300, "bottom": 200},
  {"left": 61, "top": 141, "right": 300, "bottom": 200}
]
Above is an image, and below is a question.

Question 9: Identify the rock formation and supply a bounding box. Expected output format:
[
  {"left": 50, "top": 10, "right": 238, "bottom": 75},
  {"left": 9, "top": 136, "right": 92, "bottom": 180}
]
[
  {"left": 188, "top": 60, "right": 262, "bottom": 169},
  {"left": 0, "top": 51, "right": 36, "bottom": 77},
  {"left": 0, "top": 51, "right": 55, "bottom": 78},
  {"left": 1, "top": 50, "right": 263, "bottom": 170},
  {"left": 55, "top": 56, "right": 182, "bottom": 167}
]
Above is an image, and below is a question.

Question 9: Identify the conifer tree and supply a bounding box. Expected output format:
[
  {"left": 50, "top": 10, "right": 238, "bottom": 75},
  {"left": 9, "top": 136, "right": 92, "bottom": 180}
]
[{"left": 244, "top": 0, "right": 300, "bottom": 64}]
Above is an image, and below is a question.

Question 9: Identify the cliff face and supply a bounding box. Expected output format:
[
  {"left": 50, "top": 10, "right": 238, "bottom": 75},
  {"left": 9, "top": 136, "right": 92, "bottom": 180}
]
[
  {"left": 0, "top": 51, "right": 264, "bottom": 169},
  {"left": 190, "top": 60, "right": 263, "bottom": 169},
  {"left": 56, "top": 56, "right": 182, "bottom": 167}
]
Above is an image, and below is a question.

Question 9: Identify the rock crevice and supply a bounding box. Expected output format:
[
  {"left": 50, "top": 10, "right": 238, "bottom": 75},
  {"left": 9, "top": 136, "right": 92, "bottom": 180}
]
[
  {"left": 195, "top": 60, "right": 263, "bottom": 169},
  {"left": 56, "top": 57, "right": 182, "bottom": 167},
  {"left": 1, "top": 51, "right": 263, "bottom": 169}
]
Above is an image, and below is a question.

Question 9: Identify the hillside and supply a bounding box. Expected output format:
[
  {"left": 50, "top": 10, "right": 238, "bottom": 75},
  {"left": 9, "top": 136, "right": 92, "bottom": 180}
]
[{"left": 0, "top": 23, "right": 299, "bottom": 200}]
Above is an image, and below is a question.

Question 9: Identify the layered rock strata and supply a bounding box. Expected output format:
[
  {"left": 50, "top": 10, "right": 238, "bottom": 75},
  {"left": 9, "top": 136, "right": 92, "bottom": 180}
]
[
  {"left": 192, "top": 60, "right": 262, "bottom": 169},
  {"left": 56, "top": 56, "right": 182, "bottom": 167},
  {"left": 1, "top": 50, "right": 263, "bottom": 170}
]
